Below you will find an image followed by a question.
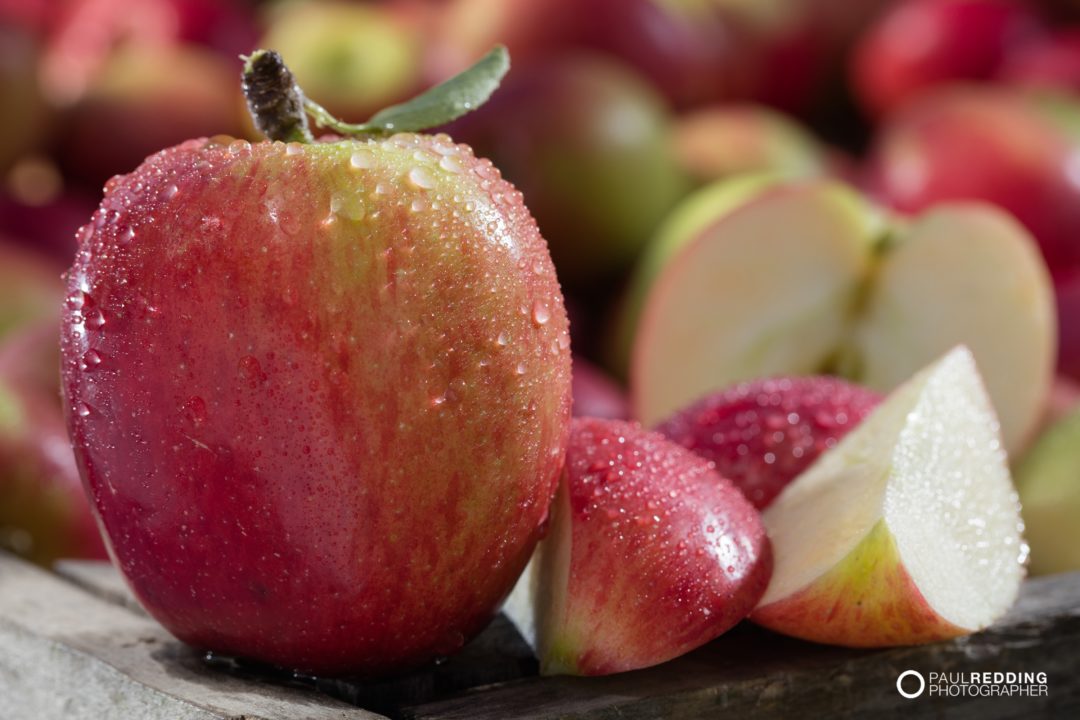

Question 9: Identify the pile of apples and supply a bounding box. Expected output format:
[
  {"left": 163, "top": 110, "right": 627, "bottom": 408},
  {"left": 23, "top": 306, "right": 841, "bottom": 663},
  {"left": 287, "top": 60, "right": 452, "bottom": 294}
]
[{"left": 2, "top": 0, "right": 1080, "bottom": 681}]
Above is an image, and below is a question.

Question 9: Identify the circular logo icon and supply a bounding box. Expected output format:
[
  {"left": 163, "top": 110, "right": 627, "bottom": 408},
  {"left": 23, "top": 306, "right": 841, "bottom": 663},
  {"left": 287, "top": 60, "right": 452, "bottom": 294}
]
[{"left": 897, "top": 670, "right": 926, "bottom": 699}]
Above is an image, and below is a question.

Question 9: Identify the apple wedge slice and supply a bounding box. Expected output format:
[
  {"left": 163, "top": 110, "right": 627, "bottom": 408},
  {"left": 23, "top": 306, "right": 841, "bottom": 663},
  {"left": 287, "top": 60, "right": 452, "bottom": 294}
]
[
  {"left": 505, "top": 418, "right": 772, "bottom": 675},
  {"left": 851, "top": 203, "right": 1055, "bottom": 454},
  {"left": 631, "top": 180, "right": 881, "bottom": 425},
  {"left": 752, "top": 347, "right": 1026, "bottom": 647}
]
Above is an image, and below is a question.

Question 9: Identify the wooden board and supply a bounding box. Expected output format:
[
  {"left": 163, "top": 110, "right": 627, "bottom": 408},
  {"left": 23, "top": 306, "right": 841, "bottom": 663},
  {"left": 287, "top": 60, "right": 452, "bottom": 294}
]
[{"left": 1, "top": 552, "right": 1077, "bottom": 719}]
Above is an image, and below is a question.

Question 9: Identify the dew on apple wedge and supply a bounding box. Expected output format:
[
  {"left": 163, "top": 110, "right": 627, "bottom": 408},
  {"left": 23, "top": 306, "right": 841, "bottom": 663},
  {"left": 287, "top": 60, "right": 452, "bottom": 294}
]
[
  {"left": 505, "top": 418, "right": 772, "bottom": 676},
  {"left": 751, "top": 346, "right": 1026, "bottom": 647}
]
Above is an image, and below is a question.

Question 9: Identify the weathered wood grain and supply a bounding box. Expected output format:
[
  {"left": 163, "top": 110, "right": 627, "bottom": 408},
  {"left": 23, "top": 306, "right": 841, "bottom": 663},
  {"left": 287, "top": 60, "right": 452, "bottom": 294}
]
[
  {"left": 403, "top": 572, "right": 1080, "bottom": 719},
  {"left": 0, "top": 553, "right": 371, "bottom": 720},
  {"left": 10, "top": 554, "right": 1080, "bottom": 719}
]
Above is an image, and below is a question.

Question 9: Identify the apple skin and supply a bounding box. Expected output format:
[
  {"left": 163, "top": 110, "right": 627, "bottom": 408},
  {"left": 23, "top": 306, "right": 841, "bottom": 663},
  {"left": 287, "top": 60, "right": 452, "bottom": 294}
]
[
  {"left": 453, "top": 54, "right": 688, "bottom": 286},
  {"left": 535, "top": 418, "right": 772, "bottom": 675},
  {"left": 866, "top": 86, "right": 1080, "bottom": 273},
  {"left": 656, "top": 376, "right": 881, "bottom": 510},
  {"left": 752, "top": 520, "right": 966, "bottom": 646},
  {"left": 571, "top": 356, "right": 629, "bottom": 421},
  {"left": 0, "top": 322, "right": 107, "bottom": 566},
  {"left": 852, "top": 0, "right": 1045, "bottom": 118},
  {"left": 60, "top": 134, "right": 572, "bottom": 676},
  {"left": 60, "top": 43, "right": 244, "bottom": 188}
]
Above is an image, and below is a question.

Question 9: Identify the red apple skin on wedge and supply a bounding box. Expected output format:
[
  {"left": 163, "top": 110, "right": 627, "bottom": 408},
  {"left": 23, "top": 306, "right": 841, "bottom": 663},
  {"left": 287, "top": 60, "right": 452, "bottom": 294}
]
[
  {"left": 656, "top": 377, "right": 881, "bottom": 509},
  {"left": 60, "top": 134, "right": 572, "bottom": 677},
  {"left": 752, "top": 521, "right": 966, "bottom": 646},
  {"left": 540, "top": 418, "right": 772, "bottom": 676}
]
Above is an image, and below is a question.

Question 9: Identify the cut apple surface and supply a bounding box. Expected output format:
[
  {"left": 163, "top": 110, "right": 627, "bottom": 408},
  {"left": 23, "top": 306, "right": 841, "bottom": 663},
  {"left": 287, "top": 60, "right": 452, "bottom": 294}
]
[
  {"left": 630, "top": 179, "right": 1054, "bottom": 455},
  {"left": 631, "top": 180, "right": 881, "bottom": 425},
  {"left": 752, "top": 347, "right": 1026, "bottom": 647},
  {"left": 505, "top": 418, "right": 772, "bottom": 676},
  {"left": 851, "top": 204, "right": 1055, "bottom": 454}
]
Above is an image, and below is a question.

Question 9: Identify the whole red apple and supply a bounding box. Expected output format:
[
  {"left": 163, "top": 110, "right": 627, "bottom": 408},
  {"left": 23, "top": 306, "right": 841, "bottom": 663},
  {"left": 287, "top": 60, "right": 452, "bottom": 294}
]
[
  {"left": 866, "top": 86, "right": 1080, "bottom": 273},
  {"left": 60, "top": 50, "right": 572, "bottom": 677},
  {"left": 852, "top": 0, "right": 1045, "bottom": 118}
]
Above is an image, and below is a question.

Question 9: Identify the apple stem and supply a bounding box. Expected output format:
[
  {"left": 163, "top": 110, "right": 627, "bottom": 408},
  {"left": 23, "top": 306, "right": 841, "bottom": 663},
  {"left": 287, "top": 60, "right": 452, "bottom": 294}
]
[
  {"left": 241, "top": 46, "right": 510, "bottom": 144},
  {"left": 241, "top": 50, "right": 314, "bottom": 144}
]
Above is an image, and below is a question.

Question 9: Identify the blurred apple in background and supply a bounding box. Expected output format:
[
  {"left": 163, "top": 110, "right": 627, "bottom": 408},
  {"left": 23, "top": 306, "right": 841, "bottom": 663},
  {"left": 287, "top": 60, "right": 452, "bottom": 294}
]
[
  {"left": 1057, "top": 270, "right": 1080, "bottom": 381},
  {"left": 427, "top": 0, "right": 582, "bottom": 80},
  {"left": 999, "top": 28, "right": 1080, "bottom": 90},
  {"left": 1, "top": 158, "right": 96, "bottom": 262},
  {"left": 673, "top": 104, "right": 837, "bottom": 185},
  {"left": 852, "top": 0, "right": 1046, "bottom": 118},
  {"left": 259, "top": 0, "right": 425, "bottom": 124},
  {"left": 571, "top": 356, "right": 629, "bottom": 420},
  {"left": 454, "top": 54, "right": 688, "bottom": 287},
  {"left": 580, "top": 0, "right": 830, "bottom": 113},
  {"left": 39, "top": 0, "right": 256, "bottom": 107},
  {"left": 0, "top": 322, "right": 107, "bottom": 566},
  {"left": 59, "top": 43, "right": 242, "bottom": 188},
  {"left": 0, "top": 26, "right": 51, "bottom": 175},
  {"left": 0, "top": 240, "right": 64, "bottom": 338},
  {"left": 866, "top": 86, "right": 1080, "bottom": 274}
]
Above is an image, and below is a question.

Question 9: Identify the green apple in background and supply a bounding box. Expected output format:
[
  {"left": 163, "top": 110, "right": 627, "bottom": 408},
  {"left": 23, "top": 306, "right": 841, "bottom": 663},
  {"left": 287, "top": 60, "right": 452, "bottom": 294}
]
[
  {"left": 624, "top": 177, "right": 1055, "bottom": 455},
  {"left": 453, "top": 53, "right": 689, "bottom": 287},
  {"left": 259, "top": 0, "right": 425, "bottom": 124},
  {"left": 1015, "top": 404, "right": 1080, "bottom": 575}
]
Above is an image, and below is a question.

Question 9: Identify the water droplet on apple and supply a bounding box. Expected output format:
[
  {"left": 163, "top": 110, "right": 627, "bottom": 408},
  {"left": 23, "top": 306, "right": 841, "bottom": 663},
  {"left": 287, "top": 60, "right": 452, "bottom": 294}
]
[
  {"left": 81, "top": 349, "right": 102, "bottom": 370},
  {"left": 531, "top": 301, "right": 550, "bottom": 326},
  {"left": 496, "top": 332, "right": 509, "bottom": 347},
  {"left": 77, "top": 402, "right": 92, "bottom": 418},
  {"left": 85, "top": 308, "right": 106, "bottom": 329},
  {"left": 163, "top": 184, "right": 179, "bottom": 200},
  {"left": 439, "top": 155, "right": 462, "bottom": 174},
  {"left": 350, "top": 149, "right": 374, "bottom": 169},
  {"left": 408, "top": 167, "right": 436, "bottom": 190}
]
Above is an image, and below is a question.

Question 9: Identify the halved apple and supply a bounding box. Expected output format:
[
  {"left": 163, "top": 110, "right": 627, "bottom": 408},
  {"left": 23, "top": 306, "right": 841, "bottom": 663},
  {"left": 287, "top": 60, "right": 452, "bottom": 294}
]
[
  {"left": 629, "top": 179, "right": 1055, "bottom": 454},
  {"left": 631, "top": 179, "right": 882, "bottom": 425},
  {"left": 851, "top": 204, "right": 1055, "bottom": 454},
  {"left": 752, "top": 347, "right": 1026, "bottom": 646}
]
